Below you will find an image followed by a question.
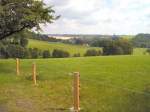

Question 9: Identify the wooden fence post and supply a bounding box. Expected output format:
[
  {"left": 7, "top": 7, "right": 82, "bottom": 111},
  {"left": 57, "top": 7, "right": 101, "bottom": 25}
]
[
  {"left": 73, "top": 72, "right": 80, "bottom": 112},
  {"left": 16, "top": 58, "right": 20, "bottom": 75},
  {"left": 32, "top": 63, "right": 37, "bottom": 85}
]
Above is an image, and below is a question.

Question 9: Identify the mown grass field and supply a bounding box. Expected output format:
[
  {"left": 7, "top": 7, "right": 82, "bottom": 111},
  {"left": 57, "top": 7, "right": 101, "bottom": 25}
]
[
  {"left": 28, "top": 39, "right": 100, "bottom": 56},
  {"left": 0, "top": 56, "right": 150, "bottom": 112}
]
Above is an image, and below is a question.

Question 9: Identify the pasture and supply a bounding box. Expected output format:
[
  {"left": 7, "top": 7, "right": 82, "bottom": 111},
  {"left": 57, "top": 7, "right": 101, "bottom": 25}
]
[
  {"left": 28, "top": 39, "right": 148, "bottom": 56},
  {"left": 0, "top": 55, "right": 150, "bottom": 112},
  {"left": 28, "top": 39, "right": 100, "bottom": 56}
]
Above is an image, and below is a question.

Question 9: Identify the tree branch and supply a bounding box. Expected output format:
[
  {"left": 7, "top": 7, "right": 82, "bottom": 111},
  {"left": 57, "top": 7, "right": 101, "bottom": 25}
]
[{"left": 0, "top": 25, "right": 30, "bottom": 40}]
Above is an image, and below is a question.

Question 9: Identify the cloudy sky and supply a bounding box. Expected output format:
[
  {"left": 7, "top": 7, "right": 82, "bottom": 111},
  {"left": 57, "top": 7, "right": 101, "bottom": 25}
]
[{"left": 41, "top": 0, "right": 150, "bottom": 35}]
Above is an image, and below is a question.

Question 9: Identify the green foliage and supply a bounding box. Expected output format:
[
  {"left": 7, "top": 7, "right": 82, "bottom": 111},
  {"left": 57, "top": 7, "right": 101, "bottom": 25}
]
[
  {"left": 0, "top": 45, "right": 8, "bottom": 58},
  {"left": 91, "top": 38, "right": 113, "bottom": 47},
  {"left": 103, "top": 45, "right": 123, "bottom": 55},
  {"left": 28, "top": 39, "right": 100, "bottom": 56},
  {"left": 132, "top": 33, "right": 150, "bottom": 48},
  {"left": 31, "top": 35, "right": 63, "bottom": 42},
  {"left": 73, "top": 53, "right": 81, "bottom": 57},
  {"left": 0, "top": 38, "right": 29, "bottom": 58},
  {"left": 0, "top": 34, "right": 37, "bottom": 58},
  {"left": 29, "top": 48, "right": 39, "bottom": 59},
  {"left": 0, "top": 0, "right": 58, "bottom": 40},
  {"left": 116, "top": 38, "right": 133, "bottom": 54},
  {"left": 6, "top": 45, "right": 27, "bottom": 58},
  {"left": 52, "top": 49, "right": 70, "bottom": 58},
  {"left": 20, "top": 38, "right": 28, "bottom": 47},
  {"left": 84, "top": 49, "right": 101, "bottom": 56},
  {"left": 42, "top": 50, "right": 51, "bottom": 58},
  {"left": 0, "top": 38, "right": 100, "bottom": 59},
  {"left": 103, "top": 38, "right": 133, "bottom": 55}
]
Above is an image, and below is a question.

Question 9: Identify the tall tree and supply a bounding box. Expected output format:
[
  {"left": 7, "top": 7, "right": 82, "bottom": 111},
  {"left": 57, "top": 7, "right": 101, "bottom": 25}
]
[{"left": 0, "top": 0, "right": 59, "bottom": 40}]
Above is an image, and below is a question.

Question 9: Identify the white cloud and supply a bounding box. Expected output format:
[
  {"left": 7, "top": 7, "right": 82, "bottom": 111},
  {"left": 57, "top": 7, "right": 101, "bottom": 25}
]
[{"left": 42, "top": 0, "right": 150, "bottom": 34}]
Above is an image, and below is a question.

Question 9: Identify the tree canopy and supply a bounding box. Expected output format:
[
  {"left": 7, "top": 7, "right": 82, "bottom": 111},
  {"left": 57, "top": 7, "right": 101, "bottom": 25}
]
[
  {"left": 132, "top": 33, "right": 150, "bottom": 48},
  {"left": 0, "top": 0, "right": 58, "bottom": 40}
]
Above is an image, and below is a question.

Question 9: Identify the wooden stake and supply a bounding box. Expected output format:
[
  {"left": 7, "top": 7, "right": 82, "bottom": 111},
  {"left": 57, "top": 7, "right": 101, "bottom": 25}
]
[
  {"left": 16, "top": 58, "right": 20, "bottom": 75},
  {"left": 73, "top": 72, "right": 80, "bottom": 112},
  {"left": 32, "top": 63, "right": 37, "bottom": 85}
]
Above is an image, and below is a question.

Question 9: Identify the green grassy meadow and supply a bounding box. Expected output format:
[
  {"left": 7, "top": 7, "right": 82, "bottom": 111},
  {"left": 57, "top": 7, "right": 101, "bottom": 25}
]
[
  {"left": 28, "top": 39, "right": 148, "bottom": 56},
  {"left": 0, "top": 56, "right": 150, "bottom": 112},
  {"left": 28, "top": 39, "right": 100, "bottom": 56}
]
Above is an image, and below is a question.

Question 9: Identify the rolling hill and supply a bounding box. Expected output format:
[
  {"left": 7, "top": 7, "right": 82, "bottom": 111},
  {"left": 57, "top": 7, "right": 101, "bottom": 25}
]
[
  {"left": 28, "top": 39, "right": 100, "bottom": 56},
  {"left": 28, "top": 39, "right": 147, "bottom": 56}
]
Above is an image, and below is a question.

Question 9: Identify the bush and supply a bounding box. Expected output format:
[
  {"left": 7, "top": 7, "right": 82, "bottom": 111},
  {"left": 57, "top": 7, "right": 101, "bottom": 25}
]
[
  {"left": 73, "top": 53, "right": 80, "bottom": 57},
  {"left": 52, "top": 49, "right": 70, "bottom": 58},
  {"left": 42, "top": 50, "right": 51, "bottom": 58},
  {"left": 116, "top": 39, "right": 133, "bottom": 54},
  {"left": 6, "top": 45, "right": 27, "bottom": 58},
  {"left": 20, "top": 37, "right": 28, "bottom": 47},
  {"left": 0, "top": 46, "right": 8, "bottom": 58},
  {"left": 29, "top": 48, "right": 40, "bottom": 59},
  {"left": 103, "top": 44, "right": 124, "bottom": 55},
  {"left": 103, "top": 38, "right": 133, "bottom": 55},
  {"left": 84, "top": 49, "right": 101, "bottom": 56}
]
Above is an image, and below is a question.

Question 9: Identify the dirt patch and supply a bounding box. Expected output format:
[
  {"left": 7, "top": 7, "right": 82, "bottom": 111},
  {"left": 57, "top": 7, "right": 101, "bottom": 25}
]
[
  {"left": 15, "top": 99, "right": 37, "bottom": 112},
  {"left": 0, "top": 105, "right": 8, "bottom": 112}
]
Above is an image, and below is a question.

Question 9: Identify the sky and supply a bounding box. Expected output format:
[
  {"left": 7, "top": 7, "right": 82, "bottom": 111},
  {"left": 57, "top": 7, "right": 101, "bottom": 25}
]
[{"left": 41, "top": 0, "right": 150, "bottom": 35}]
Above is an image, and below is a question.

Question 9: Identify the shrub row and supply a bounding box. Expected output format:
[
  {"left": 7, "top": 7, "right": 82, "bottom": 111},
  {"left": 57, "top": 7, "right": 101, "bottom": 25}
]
[
  {"left": 43, "top": 49, "right": 102, "bottom": 58},
  {"left": 0, "top": 46, "right": 71, "bottom": 59},
  {"left": 0, "top": 43, "right": 102, "bottom": 59}
]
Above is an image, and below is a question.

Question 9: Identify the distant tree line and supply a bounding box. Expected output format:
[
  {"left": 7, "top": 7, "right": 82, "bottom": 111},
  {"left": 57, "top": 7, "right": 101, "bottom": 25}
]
[
  {"left": 0, "top": 30, "right": 101, "bottom": 58},
  {"left": 91, "top": 37, "right": 133, "bottom": 55},
  {"left": 31, "top": 34, "right": 63, "bottom": 43},
  {"left": 30, "top": 33, "right": 150, "bottom": 49},
  {"left": 132, "top": 33, "right": 150, "bottom": 48},
  {"left": 64, "top": 34, "right": 150, "bottom": 51},
  {"left": 0, "top": 36, "right": 102, "bottom": 58},
  {"left": 4, "top": 31, "right": 150, "bottom": 58},
  {"left": 0, "top": 38, "right": 69, "bottom": 59},
  {"left": 24, "top": 32, "right": 150, "bottom": 56}
]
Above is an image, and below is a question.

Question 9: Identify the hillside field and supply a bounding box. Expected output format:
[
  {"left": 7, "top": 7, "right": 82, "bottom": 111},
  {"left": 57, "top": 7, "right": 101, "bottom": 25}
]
[
  {"left": 28, "top": 39, "right": 147, "bottom": 56},
  {"left": 0, "top": 56, "right": 150, "bottom": 112},
  {"left": 28, "top": 39, "right": 100, "bottom": 56}
]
